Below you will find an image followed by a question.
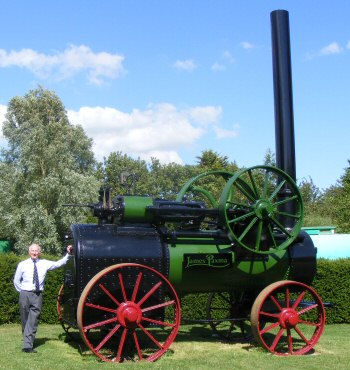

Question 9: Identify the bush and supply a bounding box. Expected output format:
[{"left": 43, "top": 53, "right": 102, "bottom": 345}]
[
  {"left": 312, "top": 258, "right": 350, "bottom": 324},
  {"left": 0, "top": 252, "right": 65, "bottom": 325}
]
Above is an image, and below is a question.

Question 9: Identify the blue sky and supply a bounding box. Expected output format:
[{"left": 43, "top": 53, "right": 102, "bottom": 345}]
[{"left": 0, "top": 0, "right": 349, "bottom": 190}]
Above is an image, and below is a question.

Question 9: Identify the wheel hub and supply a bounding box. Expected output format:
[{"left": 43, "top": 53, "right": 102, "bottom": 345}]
[
  {"left": 279, "top": 308, "right": 299, "bottom": 329},
  {"left": 117, "top": 302, "right": 142, "bottom": 328},
  {"left": 254, "top": 199, "right": 275, "bottom": 220}
]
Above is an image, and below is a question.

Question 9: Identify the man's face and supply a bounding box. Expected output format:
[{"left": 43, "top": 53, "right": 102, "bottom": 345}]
[{"left": 29, "top": 245, "right": 40, "bottom": 260}]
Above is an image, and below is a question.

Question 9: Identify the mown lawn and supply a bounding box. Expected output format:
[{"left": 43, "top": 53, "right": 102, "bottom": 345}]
[{"left": 0, "top": 324, "right": 349, "bottom": 370}]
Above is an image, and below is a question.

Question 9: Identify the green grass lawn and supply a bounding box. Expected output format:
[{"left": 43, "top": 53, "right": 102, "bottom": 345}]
[{"left": 0, "top": 324, "right": 349, "bottom": 370}]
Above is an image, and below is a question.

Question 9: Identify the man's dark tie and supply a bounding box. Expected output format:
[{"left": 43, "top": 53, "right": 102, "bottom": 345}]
[{"left": 33, "top": 260, "right": 40, "bottom": 291}]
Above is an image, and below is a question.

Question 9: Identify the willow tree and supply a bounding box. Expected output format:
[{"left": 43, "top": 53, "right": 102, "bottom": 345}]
[{"left": 0, "top": 87, "right": 99, "bottom": 254}]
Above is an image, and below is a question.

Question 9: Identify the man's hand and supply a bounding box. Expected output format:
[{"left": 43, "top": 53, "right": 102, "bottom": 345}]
[{"left": 67, "top": 245, "right": 73, "bottom": 254}]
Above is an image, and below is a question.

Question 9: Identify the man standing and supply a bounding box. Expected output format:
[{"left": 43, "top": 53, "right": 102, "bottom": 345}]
[{"left": 13, "top": 243, "right": 73, "bottom": 353}]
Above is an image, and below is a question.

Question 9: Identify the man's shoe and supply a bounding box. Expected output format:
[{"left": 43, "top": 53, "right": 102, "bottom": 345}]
[{"left": 22, "top": 348, "right": 37, "bottom": 353}]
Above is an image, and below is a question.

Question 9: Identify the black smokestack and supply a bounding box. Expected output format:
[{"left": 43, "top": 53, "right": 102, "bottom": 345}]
[{"left": 271, "top": 10, "right": 296, "bottom": 181}]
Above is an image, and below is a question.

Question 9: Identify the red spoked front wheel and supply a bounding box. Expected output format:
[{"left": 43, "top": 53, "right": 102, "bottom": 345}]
[
  {"left": 251, "top": 280, "right": 325, "bottom": 355},
  {"left": 77, "top": 263, "right": 181, "bottom": 362}
]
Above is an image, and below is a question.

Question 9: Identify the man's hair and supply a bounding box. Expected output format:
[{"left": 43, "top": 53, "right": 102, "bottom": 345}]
[{"left": 28, "top": 243, "right": 41, "bottom": 253}]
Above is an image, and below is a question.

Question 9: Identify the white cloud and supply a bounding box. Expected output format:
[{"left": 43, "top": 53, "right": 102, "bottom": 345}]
[
  {"left": 347, "top": 41, "right": 350, "bottom": 49},
  {"left": 240, "top": 41, "right": 255, "bottom": 50},
  {"left": 211, "top": 62, "right": 226, "bottom": 72},
  {"left": 222, "top": 50, "right": 235, "bottom": 63},
  {"left": 173, "top": 59, "right": 197, "bottom": 71},
  {"left": 68, "top": 103, "right": 224, "bottom": 162},
  {"left": 319, "top": 42, "right": 343, "bottom": 56},
  {"left": 0, "top": 102, "right": 233, "bottom": 163},
  {"left": 0, "top": 45, "right": 125, "bottom": 85},
  {"left": 214, "top": 124, "right": 240, "bottom": 139}
]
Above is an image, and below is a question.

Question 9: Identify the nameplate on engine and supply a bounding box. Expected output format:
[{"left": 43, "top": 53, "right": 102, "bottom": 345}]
[{"left": 183, "top": 253, "right": 232, "bottom": 269}]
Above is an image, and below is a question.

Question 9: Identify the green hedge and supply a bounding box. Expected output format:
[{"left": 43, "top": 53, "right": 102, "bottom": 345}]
[
  {"left": 0, "top": 252, "right": 64, "bottom": 325},
  {"left": 312, "top": 258, "right": 350, "bottom": 324},
  {"left": 1, "top": 253, "right": 349, "bottom": 325}
]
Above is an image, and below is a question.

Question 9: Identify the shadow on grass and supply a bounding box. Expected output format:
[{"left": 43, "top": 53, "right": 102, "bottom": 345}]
[{"left": 57, "top": 323, "right": 258, "bottom": 360}]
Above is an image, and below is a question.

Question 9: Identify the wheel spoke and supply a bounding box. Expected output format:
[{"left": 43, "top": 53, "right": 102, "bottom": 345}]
[
  {"left": 133, "top": 331, "right": 143, "bottom": 361},
  {"left": 291, "top": 291, "right": 306, "bottom": 309},
  {"left": 234, "top": 178, "right": 257, "bottom": 202},
  {"left": 99, "top": 283, "right": 121, "bottom": 306},
  {"left": 298, "top": 319, "right": 321, "bottom": 327},
  {"left": 259, "top": 310, "right": 280, "bottom": 319},
  {"left": 267, "top": 224, "right": 278, "bottom": 248},
  {"left": 238, "top": 217, "right": 259, "bottom": 241},
  {"left": 276, "top": 211, "right": 300, "bottom": 219},
  {"left": 270, "top": 327, "right": 285, "bottom": 352},
  {"left": 226, "top": 200, "right": 254, "bottom": 209},
  {"left": 95, "top": 324, "right": 121, "bottom": 352},
  {"left": 248, "top": 169, "right": 261, "bottom": 199},
  {"left": 294, "top": 326, "right": 311, "bottom": 345},
  {"left": 263, "top": 170, "right": 269, "bottom": 198},
  {"left": 84, "top": 316, "right": 119, "bottom": 330},
  {"left": 116, "top": 328, "right": 128, "bottom": 362},
  {"left": 142, "top": 316, "right": 176, "bottom": 327},
  {"left": 260, "top": 321, "right": 280, "bottom": 335},
  {"left": 85, "top": 302, "right": 117, "bottom": 314},
  {"left": 285, "top": 288, "right": 290, "bottom": 308},
  {"left": 273, "top": 194, "right": 298, "bottom": 206},
  {"left": 297, "top": 303, "right": 319, "bottom": 315},
  {"left": 255, "top": 220, "right": 263, "bottom": 251},
  {"left": 269, "top": 215, "right": 292, "bottom": 237},
  {"left": 269, "top": 295, "right": 283, "bottom": 311},
  {"left": 287, "top": 328, "right": 293, "bottom": 354},
  {"left": 139, "top": 323, "right": 163, "bottom": 349},
  {"left": 118, "top": 273, "right": 128, "bottom": 302},
  {"left": 131, "top": 272, "right": 143, "bottom": 302},
  {"left": 137, "top": 281, "right": 162, "bottom": 306},
  {"left": 228, "top": 210, "right": 256, "bottom": 224},
  {"left": 268, "top": 180, "right": 286, "bottom": 201},
  {"left": 141, "top": 299, "right": 175, "bottom": 313}
]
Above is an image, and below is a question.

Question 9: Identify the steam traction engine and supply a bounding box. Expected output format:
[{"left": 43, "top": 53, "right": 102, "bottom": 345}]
[
  {"left": 58, "top": 167, "right": 326, "bottom": 361},
  {"left": 57, "top": 11, "right": 326, "bottom": 362}
]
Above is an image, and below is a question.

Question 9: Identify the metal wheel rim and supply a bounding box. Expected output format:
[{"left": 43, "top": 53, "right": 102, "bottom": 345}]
[
  {"left": 57, "top": 283, "right": 76, "bottom": 338},
  {"left": 176, "top": 170, "right": 234, "bottom": 207},
  {"left": 251, "top": 280, "right": 326, "bottom": 355},
  {"left": 77, "top": 263, "right": 181, "bottom": 362}
]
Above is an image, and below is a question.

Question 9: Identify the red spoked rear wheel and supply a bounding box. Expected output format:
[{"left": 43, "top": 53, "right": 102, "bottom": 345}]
[
  {"left": 77, "top": 263, "right": 181, "bottom": 362},
  {"left": 251, "top": 280, "right": 325, "bottom": 355}
]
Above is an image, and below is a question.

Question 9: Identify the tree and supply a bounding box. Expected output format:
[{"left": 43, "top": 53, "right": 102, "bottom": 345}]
[
  {"left": 298, "top": 176, "right": 332, "bottom": 226},
  {"left": 0, "top": 86, "right": 100, "bottom": 254},
  {"left": 102, "top": 151, "right": 150, "bottom": 196},
  {"left": 320, "top": 161, "right": 350, "bottom": 233},
  {"left": 196, "top": 149, "right": 230, "bottom": 170}
]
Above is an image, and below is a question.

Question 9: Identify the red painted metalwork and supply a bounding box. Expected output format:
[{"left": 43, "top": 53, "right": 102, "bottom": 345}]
[
  {"left": 77, "top": 263, "right": 181, "bottom": 362},
  {"left": 250, "top": 280, "right": 326, "bottom": 355}
]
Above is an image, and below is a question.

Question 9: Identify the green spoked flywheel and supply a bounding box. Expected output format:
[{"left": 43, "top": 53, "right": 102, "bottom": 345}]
[
  {"left": 219, "top": 165, "right": 304, "bottom": 254},
  {"left": 176, "top": 170, "right": 235, "bottom": 207}
]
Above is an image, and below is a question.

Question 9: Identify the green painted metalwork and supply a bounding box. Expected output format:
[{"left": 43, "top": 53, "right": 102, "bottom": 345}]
[
  {"left": 123, "top": 196, "right": 153, "bottom": 222},
  {"left": 168, "top": 241, "right": 289, "bottom": 294},
  {"left": 219, "top": 165, "right": 304, "bottom": 254},
  {"left": 176, "top": 170, "right": 235, "bottom": 207}
]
